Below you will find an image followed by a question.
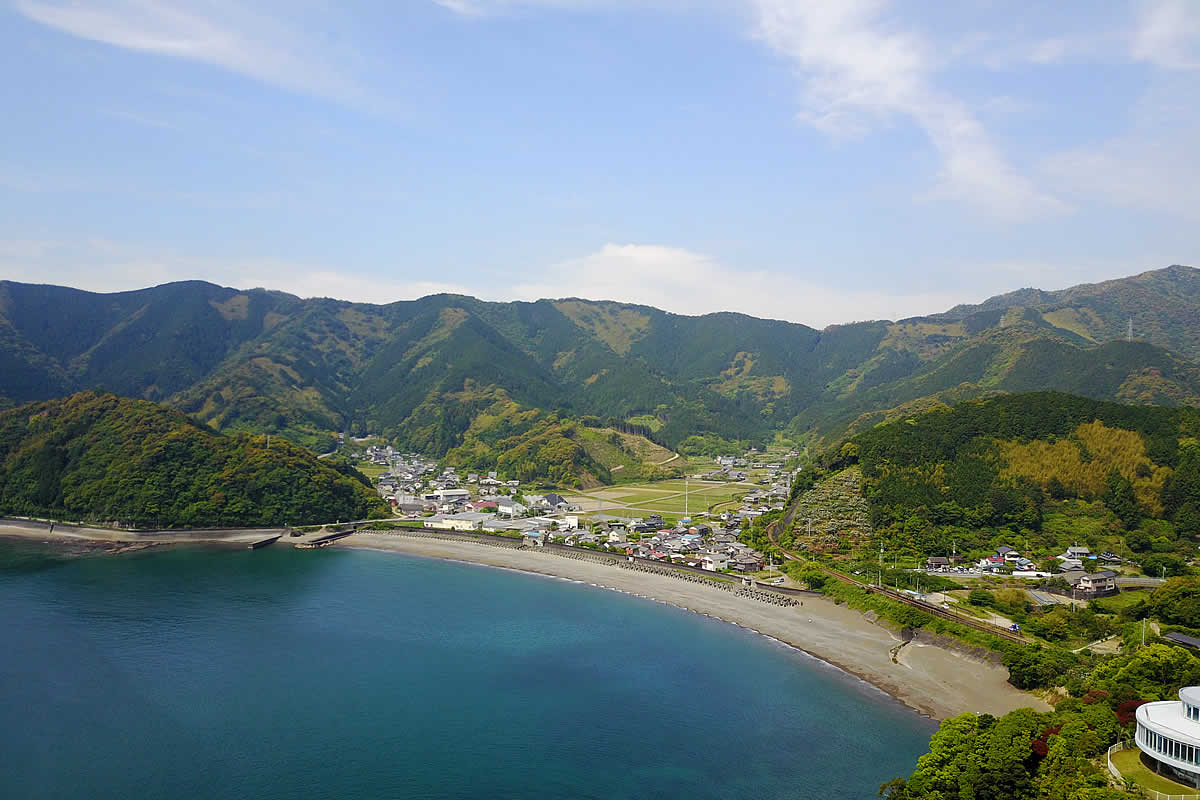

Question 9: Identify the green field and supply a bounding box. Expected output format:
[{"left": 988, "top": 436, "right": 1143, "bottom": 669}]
[
  {"left": 355, "top": 463, "right": 390, "bottom": 480},
  {"left": 573, "top": 479, "right": 748, "bottom": 515}
]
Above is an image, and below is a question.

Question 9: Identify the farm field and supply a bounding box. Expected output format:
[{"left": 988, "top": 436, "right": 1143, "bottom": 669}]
[
  {"left": 567, "top": 479, "right": 752, "bottom": 516},
  {"left": 355, "top": 463, "right": 390, "bottom": 480}
]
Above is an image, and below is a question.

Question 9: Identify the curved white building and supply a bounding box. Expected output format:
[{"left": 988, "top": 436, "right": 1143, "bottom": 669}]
[{"left": 1135, "top": 686, "right": 1200, "bottom": 789}]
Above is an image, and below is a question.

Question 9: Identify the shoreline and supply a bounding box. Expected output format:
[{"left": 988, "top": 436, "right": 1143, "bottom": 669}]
[
  {"left": 333, "top": 532, "right": 1050, "bottom": 721},
  {"left": 0, "top": 521, "right": 1049, "bottom": 721},
  {"left": 0, "top": 519, "right": 284, "bottom": 549}
]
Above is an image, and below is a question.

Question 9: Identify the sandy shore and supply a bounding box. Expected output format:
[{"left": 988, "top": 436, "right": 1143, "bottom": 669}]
[{"left": 336, "top": 533, "right": 1050, "bottom": 721}]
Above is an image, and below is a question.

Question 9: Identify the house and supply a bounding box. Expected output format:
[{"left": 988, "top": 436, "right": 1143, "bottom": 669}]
[
  {"left": 1060, "top": 545, "right": 1092, "bottom": 561},
  {"left": 495, "top": 498, "right": 527, "bottom": 517},
  {"left": 1058, "top": 558, "right": 1085, "bottom": 572},
  {"left": 393, "top": 502, "right": 425, "bottom": 516},
  {"left": 467, "top": 500, "right": 498, "bottom": 512},
  {"left": 702, "top": 552, "right": 729, "bottom": 571},
  {"left": 926, "top": 556, "right": 950, "bottom": 570},
  {"left": 1077, "top": 570, "right": 1118, "bottom": 595},
  {"left": 996, "top": 545, "right": 1022, "bottom": 563},
  {"left": 543, "top": 492, "right": 568, "bottom": 511},
  {"left": 730, "top": 553, "right": 763, "bottom": 572},
  {"left": 607, "top": 528, "right": 628, "bottom": 544}
]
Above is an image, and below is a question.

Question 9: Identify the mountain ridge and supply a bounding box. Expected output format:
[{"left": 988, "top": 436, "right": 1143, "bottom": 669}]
[{"left": 1, "top": 265, "right": 1197, "bottom": 461}]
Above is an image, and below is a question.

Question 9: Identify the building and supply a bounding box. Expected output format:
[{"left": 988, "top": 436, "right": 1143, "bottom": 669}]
[
  {"left": 425, "top": 487, "right": 471, "bottom": 503},
  {"left": 495, "top": 498, "right": 527, "bottom": 517},
  {"left": 702, "top": 552, "right": 729, "bottom": 571},
  {"left": 1076, "top": 570, "right": 1117, "bottom": 595},
  {"left": 1165, "top": 632, "right": 1200, "bottom": 652},
  {"left": 442, "top": 512, "right": 491, "bottom": 531},
  {"left": 1134, "top": 686, "right": 1200, "bottom": 789}
]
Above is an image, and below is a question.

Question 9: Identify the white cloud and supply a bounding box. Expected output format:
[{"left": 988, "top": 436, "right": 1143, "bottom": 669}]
[
  {"left": 0, "top": 238, "right": 470, "bottom": 303},
  {"left": 1043, "top": 78, "right": 1200, "bottom": 220},
  {"left": 1132, "top": 0, "right": 1200, "bottom": 70},
  {"left": 509, "top": 243, "right": 967, "bottom": 326},
  {"left": 14, "top": 0, "right": 373, "bottom": 105},
  {"left": 745, "top": 0, "right": 1067, "bottom": 221},
  {"left": 0, "top": 237, "right": 972, "bottom": 326}
]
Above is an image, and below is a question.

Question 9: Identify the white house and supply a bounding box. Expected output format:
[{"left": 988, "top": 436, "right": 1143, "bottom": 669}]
[
  {"left": 495, "top": 498, "right": 528, "bottom": 517},
  {"left": 702, "top": 552, "right": 729, "bottom": 571}
]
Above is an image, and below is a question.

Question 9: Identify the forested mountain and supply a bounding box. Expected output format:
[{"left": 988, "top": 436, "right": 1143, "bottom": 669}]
[
  {"left": 0, "top": 392, "right": 387, "bottom": 527},
  {"left": 813, "top": 393, "right": 1200, "bottom": 574},
  {"left": 1, "top": 265, "right": 1198, "bottom": 458}
]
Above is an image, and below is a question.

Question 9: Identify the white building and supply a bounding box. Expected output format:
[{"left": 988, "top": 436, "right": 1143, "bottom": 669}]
[
  {"left": 425, "top": 487, "right": 470, "bottom": 503},
  {"left": 1135, "top": 686, "right": 1200, "bottom": 788},
  {"left": 441, "top": 512, "right": 490, "bottom": 531},
  {"left": 702, "top": 552, "right": 729, "bottom": 571}
]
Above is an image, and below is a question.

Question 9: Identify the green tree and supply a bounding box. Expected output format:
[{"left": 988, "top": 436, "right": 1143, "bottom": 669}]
[{"left": 1104, "top": 468, "right": 1140, "bottom": 529}]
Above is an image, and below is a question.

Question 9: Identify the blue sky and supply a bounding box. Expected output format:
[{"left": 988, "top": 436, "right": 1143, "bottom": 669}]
[{"left": 1, "top": 0, "right": 1197, "bottom": 326}]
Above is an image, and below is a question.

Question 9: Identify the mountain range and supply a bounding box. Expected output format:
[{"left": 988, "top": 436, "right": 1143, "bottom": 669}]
[{"left": 1, "top": 265, "right": 1198, "bottom": 464}]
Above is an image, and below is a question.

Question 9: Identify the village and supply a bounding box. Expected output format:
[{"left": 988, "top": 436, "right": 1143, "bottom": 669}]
[{"left": 361, "top": 444, "right": 795, "bottom": 575}]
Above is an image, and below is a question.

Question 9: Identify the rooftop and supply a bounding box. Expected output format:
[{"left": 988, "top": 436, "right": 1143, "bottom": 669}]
[
  {"left": 1166, "top": 633, "right": 1200, "bottom": 652},
  {"left": 1137, "top": 692, "right": 1200, "bottom": 746}
]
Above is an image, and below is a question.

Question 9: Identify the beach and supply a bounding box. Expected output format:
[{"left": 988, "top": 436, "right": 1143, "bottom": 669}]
[{"left": 335, "top": 532, "right": 1050, "bottom": 721}]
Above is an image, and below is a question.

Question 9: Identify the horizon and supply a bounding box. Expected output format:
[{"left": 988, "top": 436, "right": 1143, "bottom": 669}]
[
  {"left": 2, "top": 2, "right": 1199, "bottom": 326},
  {"left": 4, "top": 262, "right": 1196, "bottom": 329}
]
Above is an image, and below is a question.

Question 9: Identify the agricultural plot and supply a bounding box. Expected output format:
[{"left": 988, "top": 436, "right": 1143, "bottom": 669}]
[{"left": 569, "top": 480, "right": 749, "bottom": 516}]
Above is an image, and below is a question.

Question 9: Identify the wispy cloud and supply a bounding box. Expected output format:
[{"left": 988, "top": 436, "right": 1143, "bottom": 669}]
[
  {"left": 1131, "top": 0, "right": 1200, "bottom": 69},
  {"left": 509, "top": 242, "right": 967, "bottom": 326},
  {"left": 0, "top": 237, "right": 970, "bottom": 326},
  {"left": 1043, "top": 77, "right": 1200, "bottom": 220},
  {"left": 746, "top": 0, "right": 1067, "bottom": 221},
  {"left": 14, "top": 0, "right": 374, "bottom": 106},
  {"left": 0, "top": 237, "right": 472, "bottom": 301}
]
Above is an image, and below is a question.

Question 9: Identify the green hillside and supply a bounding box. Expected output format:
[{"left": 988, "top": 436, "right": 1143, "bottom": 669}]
[
  {"left": 0, "top": 392, "right": 387, "bottom": 527},
  {"left": 416, "top": 386, "right": 681, "bottom": 488},
  {"left": 811, "top": 393, "right": 1200, "bottom": 572},
  {"left": 1, "top": 265, "right": 1199, "bottom": 463}
]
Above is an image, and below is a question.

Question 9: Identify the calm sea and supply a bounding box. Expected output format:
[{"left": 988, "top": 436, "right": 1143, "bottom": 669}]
[{"left": 0, "top": 542, "right": 935, "bottom": 799}]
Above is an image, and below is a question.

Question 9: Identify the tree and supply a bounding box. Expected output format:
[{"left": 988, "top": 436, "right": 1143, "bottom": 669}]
[
  {"left": 1140, "top": 553, "right": 1189, "bottom": 578},
  {"left": 1104, "top": 468, "right": 1140, "bottom": 529}
]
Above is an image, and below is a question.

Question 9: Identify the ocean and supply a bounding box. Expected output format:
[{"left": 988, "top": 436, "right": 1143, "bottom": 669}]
[{"left": 0, "top": 542, "right": 935, "bottom": 799}]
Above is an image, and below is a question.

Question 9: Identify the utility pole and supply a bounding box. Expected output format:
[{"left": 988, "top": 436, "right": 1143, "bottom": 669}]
[
  {"left": 1142, "top": 617, "right": 1146, "bottom": 647},
  {"left": 1128, "top": 318, "right": 1133, "bottom": 343}
]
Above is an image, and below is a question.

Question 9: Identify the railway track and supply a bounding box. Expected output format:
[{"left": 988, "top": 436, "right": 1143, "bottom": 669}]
[{"left": 765, "top": 517, "right": 1029, "bottom": 646}]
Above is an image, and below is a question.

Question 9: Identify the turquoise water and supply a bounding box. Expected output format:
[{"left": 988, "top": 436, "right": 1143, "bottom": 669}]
[{"left": 0, "top": 544, "right": 935, "bottom": 799}]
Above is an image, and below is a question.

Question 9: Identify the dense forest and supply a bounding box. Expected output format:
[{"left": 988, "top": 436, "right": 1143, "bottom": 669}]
[
  {"left": 813, "top": 393, "right": 1200, "bottom": 572},
  {"left": 0, "top": 392, "right": 388, "bottom": 527}
]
